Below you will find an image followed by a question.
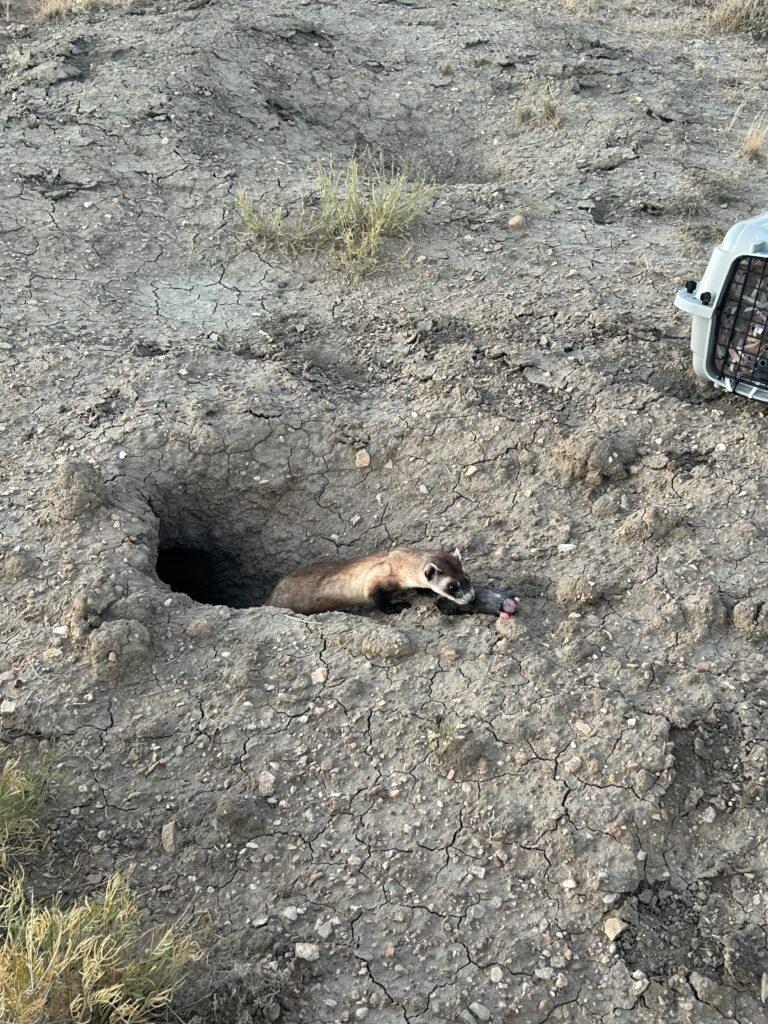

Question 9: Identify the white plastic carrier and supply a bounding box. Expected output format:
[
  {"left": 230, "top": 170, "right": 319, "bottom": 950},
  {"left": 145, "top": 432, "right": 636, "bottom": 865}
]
[{"left": 675, "top": 212, "right": 768, "bottom": 402}]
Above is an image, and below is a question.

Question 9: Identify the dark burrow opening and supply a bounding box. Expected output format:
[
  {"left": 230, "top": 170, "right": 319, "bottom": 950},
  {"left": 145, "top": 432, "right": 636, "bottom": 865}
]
[
  {"left": 156, "top": 544, "right": 253, "bottom": 607},
  {"left": 154, "top": 514, "right": 276, "bottom": 609}
]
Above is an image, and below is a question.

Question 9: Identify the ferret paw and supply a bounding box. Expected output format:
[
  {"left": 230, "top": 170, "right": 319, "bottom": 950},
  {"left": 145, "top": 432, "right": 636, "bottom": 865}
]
[{"left": 384, "top": 601, "right": 411, "bottom": 614}]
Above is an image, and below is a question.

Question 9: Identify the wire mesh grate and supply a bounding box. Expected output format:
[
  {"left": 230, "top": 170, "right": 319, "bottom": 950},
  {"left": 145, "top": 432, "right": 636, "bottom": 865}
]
[{"left": 712, "top": 255, "right": 768, "bottom": 385}]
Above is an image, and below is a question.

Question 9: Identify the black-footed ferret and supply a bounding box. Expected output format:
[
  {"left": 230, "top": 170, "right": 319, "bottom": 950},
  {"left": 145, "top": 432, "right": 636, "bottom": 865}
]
[{"left": 267, "top": 547, "right": 474, "bottom": 615}]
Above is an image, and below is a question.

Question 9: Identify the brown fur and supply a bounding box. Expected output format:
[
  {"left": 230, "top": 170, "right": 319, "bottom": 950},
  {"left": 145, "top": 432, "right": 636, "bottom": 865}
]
[{"left": 267, "top": 548, "right": 467, "bottom": 615}]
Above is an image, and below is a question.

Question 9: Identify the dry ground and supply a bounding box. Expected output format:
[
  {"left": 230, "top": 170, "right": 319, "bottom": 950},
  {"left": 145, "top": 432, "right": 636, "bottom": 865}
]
[{"left": 2, "top": 0, "right": 768, "bottom": 1022}]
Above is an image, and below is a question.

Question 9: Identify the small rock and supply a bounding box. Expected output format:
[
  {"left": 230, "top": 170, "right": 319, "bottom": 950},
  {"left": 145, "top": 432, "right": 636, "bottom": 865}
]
[
  {"left": 535, "top": 966, "right": 555, "bottom": 980},
  {"left": 258, "top": 770, "right": 276, "bottom": 797},
  {"left": 161, "top": 820, "right": 176, "bottom": 854},
  {"left": 0, "top": 699, "right": 16, "bottom": 715},
  {"left": 316, "top": 920, "right": 333, "bottom": 939},
  {"left": 573, "top": 720, "right": 592, "bottom": 736},
  {"left": 604, "top": 917, "right": 627, "bottom": 941},
  {"left": 701, "top": 805, "right": 716, "bottom": 823},
  {"left": 761, "top": 972, "right": 768, "bottom": 1003},
  {"left": 311, "top": 667, "right": 327, "bottom": 684},
  {"left": 555, "top": 973, "right": 568, "bottom": 989},
  {"left": 469, "top": 1002, "right": 491, "bottom": 1021},
  {"left": 355, "top": 449, "right": 371, "bottom": 468},
  {"left": 507, "top": 214, "right": 526, "bottom": 229},
  {"left": 295, "top": 942, "right": 320, "bottom": 962},
  {"left": 489, "top": 966, "right": 503, "bottom": 983},
  {"left": 555, "top": 576, "right": 603, "bottom": 611},
  {"left": 361, "top": 626, "right": 413, "bottom": 664},
  {"left": 563, "top": 755, "right": 582, "bottom": 773},
  {"left": 561, "top": 878, "right": 577, "bottom": 890}
]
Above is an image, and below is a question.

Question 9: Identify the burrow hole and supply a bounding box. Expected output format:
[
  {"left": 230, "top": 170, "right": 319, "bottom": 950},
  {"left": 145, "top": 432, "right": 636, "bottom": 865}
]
[{"left": 153, "top": 500, "right": 278, "bottom": 609}]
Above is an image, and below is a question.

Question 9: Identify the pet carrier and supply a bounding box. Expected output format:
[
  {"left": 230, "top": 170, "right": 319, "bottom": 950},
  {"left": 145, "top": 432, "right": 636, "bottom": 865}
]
[{"left": 675, "top": 212, "right": 768, "bottom": 402}]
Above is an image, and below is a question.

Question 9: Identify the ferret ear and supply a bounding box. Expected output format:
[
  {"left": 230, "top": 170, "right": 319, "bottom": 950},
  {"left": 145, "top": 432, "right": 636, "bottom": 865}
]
[
  {"left": 452, "top": 547, "right": 462, "bottom": 562},
  {"left": 424, "top": 563, "right": 437, "bottom": 581}
]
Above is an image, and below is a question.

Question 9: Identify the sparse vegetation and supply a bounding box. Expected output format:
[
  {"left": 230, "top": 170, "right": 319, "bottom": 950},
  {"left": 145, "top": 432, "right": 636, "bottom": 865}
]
[
  {"left": 1, "top": 0, "right": 133, "bottom": 23},
  {"left": 709, "top": 0, "right": 768, "bottom": 40},
  {"left": 0, "top": 758, "right": 199, "bottom": 1024},
  {"left": 237, "top": 155, "right": 435, "bottom": 278},
  {"left": 741, "top": 112, "right": 768, "bottom": 161},
  {"left": 515, "top": 91, "right": 563, "bottom": 130},
  {"left": 38, "top": 0, "right": 130, "bottom": 20},
  {"left": 541, "top": 96, "right": 562, "bottom": 127},
  {"left": 0, "top": 873, "right": 199, "bottom": 1024},
  {"left": 516, "top": 104, "right": 535, "bottom": 125},
  {"left": 0, "top": 758, "right": 46, "bottom": 869}
]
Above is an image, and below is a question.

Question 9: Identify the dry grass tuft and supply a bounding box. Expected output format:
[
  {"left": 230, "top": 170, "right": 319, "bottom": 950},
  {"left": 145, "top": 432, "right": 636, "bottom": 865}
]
[
  {"left": 0, "top": 873, "right": 199, "bottom": 1024},
  {"left": 709, "top": 0, "right": 768, "bottom": 39},
  {"left": 237, "top": 155, "right": 435, "bottom": 278},
  {"left": 0, "top": 759, "right": 46, "bottom": 870},
  {"left": 516, "top": 91, "right": 563, "bottom": 130},
  {"left": 541, "top": 97, "right": 562, "bottom": 127},
  {"left": 741, "top": 113, "right": 768, "bottom": 161},
  {"left": 0, "top": 0, "right": 135, "bottom": 23}
]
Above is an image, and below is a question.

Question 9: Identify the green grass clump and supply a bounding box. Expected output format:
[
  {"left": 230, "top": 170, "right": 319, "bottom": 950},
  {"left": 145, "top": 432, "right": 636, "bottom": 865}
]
[
  {"left": 709, "top": 0, "right": 768, "bottom": 39},
  {"left": 0, "top": 759, "right": 46, "bottom": 869},
  {"left": 237, "top": 155, "right": 435, "bottom": 278},
  {"left": 0, "top": 873, "right": 199, "bottom": 1024}
]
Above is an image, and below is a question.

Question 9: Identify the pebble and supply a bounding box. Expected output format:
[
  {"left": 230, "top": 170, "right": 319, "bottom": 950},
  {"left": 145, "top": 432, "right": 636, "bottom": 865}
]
[
  {"left": 469, "top": 1003, "right": 491, "bottom": 1022},
  {"left": 603, "top": 917, "right": 627, "bottom": 941},
  {"left": 51, "top": 625, "right": 68, "bottom": 636},
  {"left": 316, "top": 920, "right": 333, "bottom": 939},
  {"left": 258, "top": 770, "right": 276, "bottom": 797},
  {"left": 507, "top": 214, "right": 526, "bottom": 229},
  {"left": 294, "top": 942, "right": 320, "bottom": 961},
  {"left": 701, "top": 805, "right": 716, "bottom": 823},
  {"left": 573, "top": 720, "right": 592, "bottom": 736},
  {"left": 561, "top": 878, "right": 577, "bottom": 890},
  {"left": 489, "top": 966, "right": 503, "bottom": 983},
  {"left": 563, "top": 755, "right": 582, "bottom": 773},
  {"left": 355, "top": 449, "right": 371, "bottom": 468},
  {"left": 761, "top": 972, "right": 768, "bottom": 1003},
  {"left": 161, "top": 820, "right": 176, "bottom": 854},
  {"left": 535, "top": 966, "right": 555, "bottom": 980},
  {"left": 0, "top": 699, "right": 16, "bottom": 715},
  {"left": 311, "top": 667, "right": 328, "bottom": 684}
]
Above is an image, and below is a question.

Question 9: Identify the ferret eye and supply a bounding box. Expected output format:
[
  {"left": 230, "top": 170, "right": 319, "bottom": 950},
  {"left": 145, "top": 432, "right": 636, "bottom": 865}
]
[{"left": 447, "top": 581, "right": 458, "bottom": 594}]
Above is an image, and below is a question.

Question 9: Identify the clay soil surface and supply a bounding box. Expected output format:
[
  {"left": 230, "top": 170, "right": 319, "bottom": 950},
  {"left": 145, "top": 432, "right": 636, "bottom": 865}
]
[{"left": 2, "top": 0, "right": 768, "bottom": 1021}]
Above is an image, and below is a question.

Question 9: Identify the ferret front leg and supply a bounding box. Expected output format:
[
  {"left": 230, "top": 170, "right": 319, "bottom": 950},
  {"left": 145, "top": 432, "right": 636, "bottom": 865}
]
[{"left": 370, "top": 586, "right": 411, "bottom": 614}]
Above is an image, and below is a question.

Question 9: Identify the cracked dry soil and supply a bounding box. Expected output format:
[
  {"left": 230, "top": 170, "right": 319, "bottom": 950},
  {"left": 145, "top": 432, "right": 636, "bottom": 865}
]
[{"left": 2, "top": 0, "right": 768, "bottom": 1021}]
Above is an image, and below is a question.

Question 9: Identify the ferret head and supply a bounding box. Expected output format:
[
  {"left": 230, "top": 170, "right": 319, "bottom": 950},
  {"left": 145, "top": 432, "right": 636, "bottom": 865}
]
[{"left": 423, "top": 548, "right": 475, "bottom": 605}]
